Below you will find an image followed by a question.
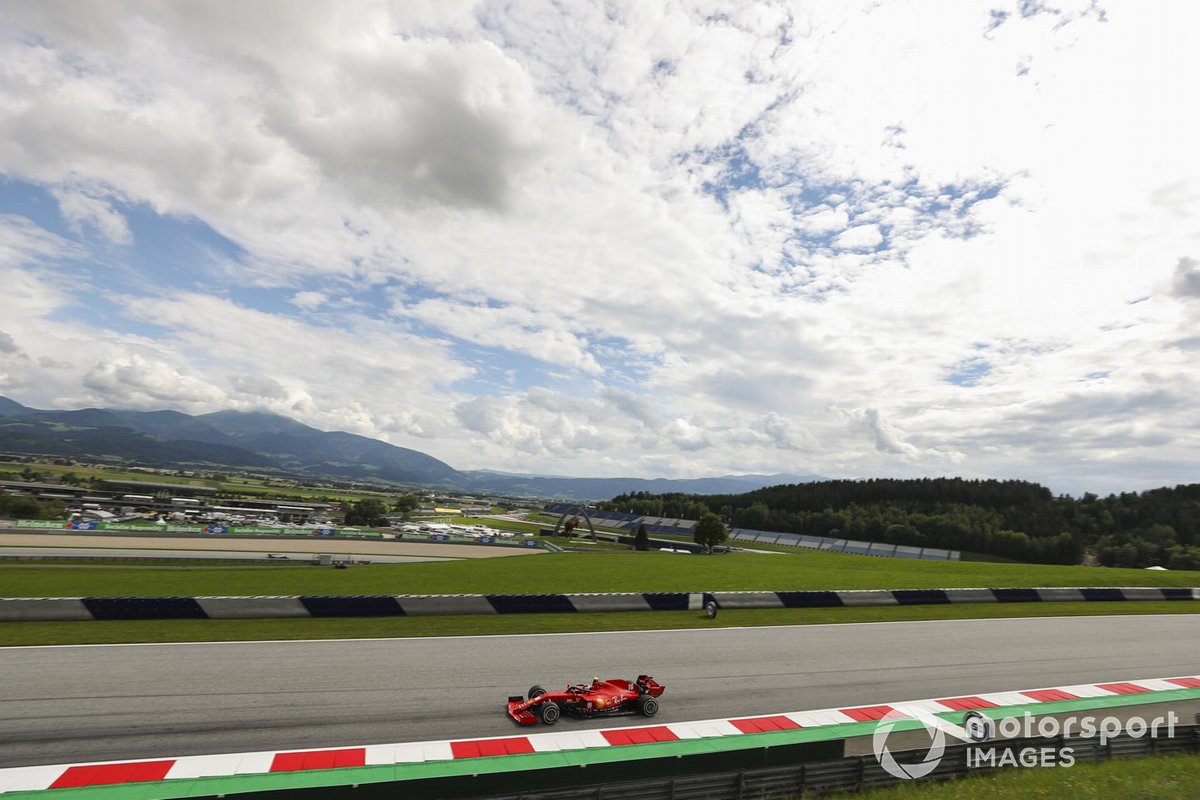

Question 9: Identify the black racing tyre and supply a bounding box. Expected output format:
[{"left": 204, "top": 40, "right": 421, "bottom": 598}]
[
  {"left": 540, "top": 701, "right": 561, "bottom": 725},
  {"left": 528, "top": 685, "right": 546, "bottom": 700},
  {"left": 704, "top": 601, "right": 718, "bottom": 618},
  {"left": 637, "top": 695, "right": 659, "bottom": 717}
]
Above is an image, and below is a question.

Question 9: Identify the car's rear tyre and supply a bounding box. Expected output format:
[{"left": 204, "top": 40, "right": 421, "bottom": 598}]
[
  {"left": 528, "top": 685, "right": 545, "bottom": 700},
  {"left": 540, "top": 701, "right": 561, "bottom": 725},
  {"left": 637, "top": 696, "right": 659, "bottom": 717}
]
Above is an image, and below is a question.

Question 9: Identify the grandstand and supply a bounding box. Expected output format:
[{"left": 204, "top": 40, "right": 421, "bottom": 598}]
[
  {"left": 728, "top": 528, "right": 959, "bottom": 561},
  {"left": 543, "top": 504, "right": 696, "bottom": 536}
]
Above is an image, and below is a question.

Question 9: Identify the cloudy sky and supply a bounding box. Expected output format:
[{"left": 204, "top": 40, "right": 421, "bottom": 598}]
[{"left": 1, "top": 1, "right": 1197, "bottom": 495}]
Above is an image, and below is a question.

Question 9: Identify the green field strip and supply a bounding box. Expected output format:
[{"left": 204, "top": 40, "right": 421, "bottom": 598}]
[{"left": 6, "top": 688, "right": 1198, "bottom": 799}]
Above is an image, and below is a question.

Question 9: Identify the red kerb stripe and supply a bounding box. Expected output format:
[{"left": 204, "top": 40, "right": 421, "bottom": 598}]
[
  {"left": 938, "top": 696, "right": 998, "bottom": 711},
  {"left": 731, "top": 715, "right": 802, "bottom": 733},
  {"left": 50, "top": 760, "right": 175, "bottom": 789},
  {"left": 1097, "top": 682, "right": 1150, "bottom": 695},
  {"left": 1020, "top": 689, "right": 1079, "bottom": 702},
  {"left": 451, "top": 737, "right": 536, "bottom": 758},
  {"left": 270, "top": 748, "right": 366, "bottom": 772},
  {"left": 1167, "top": 677, "right": 1200, "bottom": 689},
  {"left": 601, "top": 726, "right": 680, "bottom": 745},
  {"left": 840, "top": 705, "right": 894, "bottom": 722}
]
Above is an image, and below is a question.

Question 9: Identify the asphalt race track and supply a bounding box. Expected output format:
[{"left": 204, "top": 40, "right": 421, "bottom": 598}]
[{"left": 1, "top": 614, "right": 1197, "bottom": 768}]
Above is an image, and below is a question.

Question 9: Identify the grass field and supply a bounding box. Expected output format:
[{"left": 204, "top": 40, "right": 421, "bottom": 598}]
[
  {"left": 2, "top": 545, "right": 1196, "bottom": 647},
  {"left": 0, "top": 601, "right": 1194, "bottom": 647},
  {"left": 825, "top": 752, "right": 1200, "bottom": 799},
  {"left": 0, "top": 461, "right": 217, "bottom": 487},
  {"left": 0, "top": 459, "right": 411, "bottom": 502},
  {"left": 2, "top": 548, "right": 1196, "bottom": 598}
]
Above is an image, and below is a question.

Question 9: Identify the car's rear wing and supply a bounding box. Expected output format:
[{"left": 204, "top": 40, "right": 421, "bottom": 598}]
[{"left": 636, "top": 675, "right": 665, "bottom": 696}]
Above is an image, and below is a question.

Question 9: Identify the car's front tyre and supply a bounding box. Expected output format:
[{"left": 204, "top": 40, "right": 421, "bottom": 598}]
[{"left": 540, "top": 701, "right": 561, "bottom": 725}]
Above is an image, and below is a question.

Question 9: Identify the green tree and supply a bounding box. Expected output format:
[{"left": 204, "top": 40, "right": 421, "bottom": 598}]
[
  {"left": 634, "top": 523, "right": 650, "bottom": 551},
  {"left": 693, "top": 512, "right": 728, "bottom": 552},
  {"left": 1167, "top": 545, "right": 1200, "bottom": 571},
  {"left": 393, "top": 493, "right": 420, "bottom": 518},
  {"left": 344, "top": 498, "right": 389, "bottom": 527},
  {"left": 0, "top": 494, "right": 63, "bottom": 519},
  {"left": 733, "top": 502, "right": 770, "bottom": 530}
]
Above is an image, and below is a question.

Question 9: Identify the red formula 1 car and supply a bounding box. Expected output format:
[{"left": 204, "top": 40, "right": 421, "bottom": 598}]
[{"left": 507, "top": 675, "right": 665, "bottom": 726}]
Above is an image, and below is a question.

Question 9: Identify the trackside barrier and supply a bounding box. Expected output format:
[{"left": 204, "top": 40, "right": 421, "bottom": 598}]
[
  {"left": 0, "top": 587, "right": 1195, "bottom": 622},
  {"left": 477, "top": 727, "right": 1200, "bottom": 800}
]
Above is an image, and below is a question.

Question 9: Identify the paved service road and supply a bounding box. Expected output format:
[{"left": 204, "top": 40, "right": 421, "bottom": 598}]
[
  {"left": 1, "top": 614, "right": 1197, "bottom": 767},
  {"left": 0, "top": 547, "right": 447, "bottom": 564},
  {"left": 0, "top": 532, "right": 542, "bottom": 560}
]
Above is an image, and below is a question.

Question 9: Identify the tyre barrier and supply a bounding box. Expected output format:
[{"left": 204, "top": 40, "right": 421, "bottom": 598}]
[{"left": 0, "top": 587, "right": 1195, "bottom": 622}]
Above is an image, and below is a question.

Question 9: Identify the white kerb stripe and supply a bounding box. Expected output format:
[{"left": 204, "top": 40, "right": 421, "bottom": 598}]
[
  {"left": 662, "top": 723, "right": 706, "bottom": 740},
  {"left": 165, "top": 754, "right": 247, "bottom": 780},
  {"left": 1058, "top": 684, "right": 1118, "bottom": 698},
  {"left": 1129, "top": 679, "right": 1183, "bottom": 692},
  {"left": 529, "top": 730, "right": 610, "bottom": 751},
  {"left": 894, "top": 700, "right": 954, "bottom": 715},
  {"left": 977, "top": 691, "right": 1033, "bottom": 706},
  {"left": 365, "top": 744, "right": 428, "bottom": 765},
  {"left": 418, "top": 742, "right": 455, "bottom": 761},
  {"left": 231, "top": 752, "right": 277, "bottom": 775},
  {"left": 0, "top": 765, "right": 66, "bottom": 793},
  {"left": 791, "top": 710, "right": 857, "bottom": 726},
  {"left": 687, "top": 720, "right": 744, "bottom": 737}
]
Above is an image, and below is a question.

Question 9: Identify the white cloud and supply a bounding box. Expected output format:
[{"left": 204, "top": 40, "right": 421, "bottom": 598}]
[
  {"left": 798, "top": 206, "right": 849, "bottom": 235},
  {"left": 399, "top": 298, "right": 603, "bottom": 374},
  {"left": 832, "top": 223, "right": 883, "bottom": 251},
  {"left": 290, "top": 291, "right": 328, "bottom": 311},
  {"left": 83, "top": 355, "right": 225, "bottom": 410},
  {"left": 1, "top": 1, "right": 1198, "bottom": 492},
  {"left": 1173, "top": 256, "right": 1200, "bottom": 300},
  {"left": 52, "top": 188, "right": 132, "bottom": 244},
  {"left": 0, "top": 331, "right": 25, "bottom": 356}
]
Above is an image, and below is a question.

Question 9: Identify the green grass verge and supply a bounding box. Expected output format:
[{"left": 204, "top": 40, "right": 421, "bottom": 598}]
[
  {"left": 1, "top": 601, "right": 1194, "bottom": 647},
  {"left": 824, "top": 752, "right": 1200, "bottom": 800},
  {"left": 1, "top": 549, "right": 1196, "bottom": 598},
  {"left": 467, "top": 517, "right": 542, "bottom": 534},
  {"left": 545, "top": 536, "right": 631, "bottom": 551}
]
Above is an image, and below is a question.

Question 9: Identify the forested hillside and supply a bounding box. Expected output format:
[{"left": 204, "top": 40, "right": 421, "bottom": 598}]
[{"left": 601, "top": 479, "right": 1200, "bottom": 569}]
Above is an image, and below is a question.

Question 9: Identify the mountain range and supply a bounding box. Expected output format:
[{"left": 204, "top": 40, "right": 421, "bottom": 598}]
[{"left": 0, "top": 396, "right": 819, "bottom": 500}]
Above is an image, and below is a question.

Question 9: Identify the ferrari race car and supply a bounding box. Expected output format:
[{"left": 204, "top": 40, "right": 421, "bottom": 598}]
[{"left": 507, "top": 675, "right": 665, "bottom": 726}]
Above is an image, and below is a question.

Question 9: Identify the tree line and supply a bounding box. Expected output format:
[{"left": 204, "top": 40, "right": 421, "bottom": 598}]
[{"left": 600, "top": 478, "right": 1200, "bottom": 569}]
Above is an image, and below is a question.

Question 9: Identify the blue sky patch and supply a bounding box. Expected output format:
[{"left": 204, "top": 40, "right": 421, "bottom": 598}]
[{"left": 945, "top": 357, "right": 992, "bottom": 387}]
